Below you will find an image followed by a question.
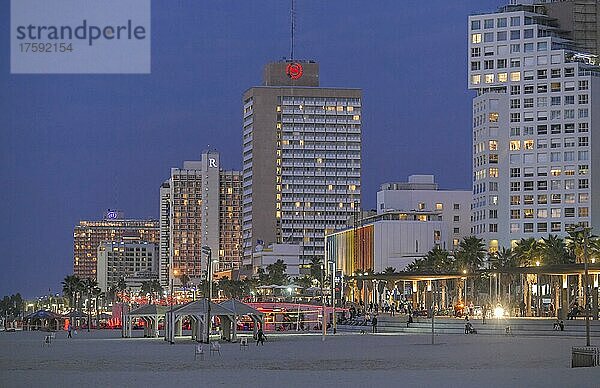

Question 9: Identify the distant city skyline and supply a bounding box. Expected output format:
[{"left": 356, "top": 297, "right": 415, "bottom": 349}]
[{"left": 0, "top": 0, "right": 502, "bottom": 297}]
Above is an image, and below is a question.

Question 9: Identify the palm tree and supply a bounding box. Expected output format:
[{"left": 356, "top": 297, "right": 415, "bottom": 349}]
[
  {"left": 91, "top": 286, "right": 103, "bottom": 329},
  {"left": 62, "top": 275, "right": 84, "bottom": 326},
  {"left": 179, "top": 273, "right": 191, "bottom": 289},
  {"left": 512, "top": 238, "right": 541, "bottom": 267},
  {"left": 309, "top": 257, "right": 324, "bottom": 285},
  {"left": 62, "top": 275, "right": 80, "bottom": 311},
  {"left": 140, "top": 281, "right": 153, "bottom": 304},
  {"left": 456, "top": 237, "right": 486, "bottom": 272},
  {"left": 116, "top": 277, "right": 127, "bottom": 302},
  {"left": 82, "top": 278, "right": 98, "bottom": 332},
  {"left": 540, "top": 234, "right": 573, "bottom": 265},
  {"left": 565, "top": 226, "right": 600, "bottom": 306},
  {"left": 455, "top": 237, "right": 486, "bottom": 301},
  {"left": 151, "top": 280, "right": 163, "bottom": 302}
]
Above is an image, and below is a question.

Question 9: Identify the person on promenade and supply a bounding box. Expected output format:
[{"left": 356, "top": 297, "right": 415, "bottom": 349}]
[
  {"left": 406, "top": 313, "right": 413, "bottom": 328},
  {"left": 553, "top": 319, "right": 560, "bottom": 330},
  {"left": 482, "top": 305, "right": 488, "bottom": 324},
  {"left": 256, "top": 328, "right": 266, "bottom": 346},
  {"left": 372, "top": 316, "right": 378, "bottom": 333},
  {"left": 67, "top": 323, "right": 72, "bottom": 338},
  {"left": 464, "top": 316, "right": 470, "bottom": 334}
]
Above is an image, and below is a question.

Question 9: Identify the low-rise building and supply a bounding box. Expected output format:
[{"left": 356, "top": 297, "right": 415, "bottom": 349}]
[
  {"left": 251, "top": 243, "right": 302, "bottom": 278},
  {"left": 377, "top": 175, "right": 471, "bottom": 250},
  {"left": 325, "top": 211, "right": 447, "bottom": 275}
]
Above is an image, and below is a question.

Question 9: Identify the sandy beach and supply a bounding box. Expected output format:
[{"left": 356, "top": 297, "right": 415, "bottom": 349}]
[{"left": 1, "top": 329, "right": 598, "bottom": 387}]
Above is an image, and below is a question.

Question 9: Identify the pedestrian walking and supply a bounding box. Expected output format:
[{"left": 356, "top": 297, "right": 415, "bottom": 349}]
[
  {"left": 67, "top": 323, "right": 72, "bottom": 338},
  {"left": 372, "top": 316, "right": 378, "bottom": 333},
  {"left": 256, "top": 328, "right": 266, "bottom": 346}
]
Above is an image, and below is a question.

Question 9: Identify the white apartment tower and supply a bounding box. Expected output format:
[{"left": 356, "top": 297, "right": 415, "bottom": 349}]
[
  {"left": 242, "top": 61, "right": 361, "bottom": 270},
  {"left": 468, "top": 3, "right": 600, "bottom": 252}
]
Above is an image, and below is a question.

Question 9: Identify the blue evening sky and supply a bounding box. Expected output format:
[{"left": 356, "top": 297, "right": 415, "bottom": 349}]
[{"left": 0, "top": 0, "right": 503, "bottom": 297}]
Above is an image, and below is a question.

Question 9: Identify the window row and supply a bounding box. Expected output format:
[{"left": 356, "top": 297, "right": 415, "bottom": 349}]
[
  {"left": 511, "top": 222, "right": 576, "bottom": 234},
  {"left": 509, "top": 151, "right": 590, "bottom": 164},
  {"left": 509, "top": 178, "right": 589, "bottom": 191},
  {"left": 471, "top": 46, "right": 563, "bottom": 63},
  {"left": 471, "top": 16, "right": 529, "bottom": 30},
  {"left": 508, "top": 109, "right": 589, "bottom": 122}
]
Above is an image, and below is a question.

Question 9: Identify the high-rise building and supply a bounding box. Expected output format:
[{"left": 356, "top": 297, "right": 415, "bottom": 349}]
[
  {"left": 242, "top": 60, "right": 362, "bottom": 271},
  {"left": 541, "top": 0, "right": 599, "bottom": 56},
  {"left": 219, "top": 170, "right": 243, "bottom": 272},
  {"left": 377, "top": 175, "right": 471, "bottom": 250},
  {"left": 159, "top": 151, "right": 242, "bottom": 286},
  {"left": 468, "top": 3, "right": 600, "bottom": 252},
  {"left": 96, "top": 239, "right": 158, "bottom": 292},
  {"left": 73, "top": 210, "right": 159, "bottom": 280}
]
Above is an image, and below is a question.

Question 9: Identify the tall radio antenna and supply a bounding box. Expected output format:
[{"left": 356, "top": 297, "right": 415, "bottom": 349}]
[{"left": 290, "top": 0, "right": 295, "bottom": 60}]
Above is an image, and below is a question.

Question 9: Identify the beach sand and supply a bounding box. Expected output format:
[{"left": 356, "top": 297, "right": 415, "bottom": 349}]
[{"left": 1, "top": 330, "right": 598, "bottom": 387}]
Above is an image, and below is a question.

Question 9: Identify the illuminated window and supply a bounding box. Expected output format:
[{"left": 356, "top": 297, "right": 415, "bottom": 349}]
[
  {"left": 349, "top": 184, "right": 356, "bottom": 191},
  {"left": 524, "top": 140, "right": 534, "bottom": 150},
  {"left": 471, "top": 75, "right": 481, "bottom": 85},
  {"left": 276, "top": 106, "right": 281, "bottom": 112},
  {"left": 471, "top": 33, "right": 482, "bottom": 44},
  {"left": 336, "top": 106, "right": 344, "bottom": 111},
  {"left": 488, "top": 140, "right": 498, "bottom": 150},
  {"left": 485, "top": 74, "right": 494, "bottom": 83},
  {"left": 295, "top": 202, "right": 301, "bottom": 208},
  {"left": 352, "top": 115, "right": 360, "bottom": 121},
  {"left": 498, "top": 73, "right": 508, "bottom": 82},
  {"left": 276, "top": 123, "right": 282, "bottom": 129},
  {"left": 510, "top": 140, "right": 521, "bottom": 150},
  {"left": 347, "top": 106, "right": 354, "bottom": 112},
  {"left": 327, "top": 184, "right": 333, "bottom": 190},
  {"left": 489, "top": 168, "right": 499, "bottom": 177},
  {"left": 418, "top": 203, "right": 426, "bottom": 210},
  {"left": 510, "top": 71, "right": 521, "bottom": 81},
  {"left": 339, "top": 202, "right": 344, "bottom": 208},
  {"left": 435, "top": 203, "right": 443, "bottom": 211},
  {"left": 489, "top": 112, "right": 499, "bottom": 122}
]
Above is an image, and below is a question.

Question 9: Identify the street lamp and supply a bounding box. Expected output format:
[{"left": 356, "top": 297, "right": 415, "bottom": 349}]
[
  {"left": 321, "top": 263, "right": 326, "bottom": 341},
  {"left": 169, "top": 267, "right": 179, "bottom": 344},
  {"left": 573, "top": 225, "right": 591, "bottom": 347},
  {"left": 202, "top": 246, "right": 213, "bottom": 344}
]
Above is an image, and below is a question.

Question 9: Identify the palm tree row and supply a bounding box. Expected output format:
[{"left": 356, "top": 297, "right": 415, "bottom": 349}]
[{"left": 61, "top": 275, "right": 103, "bottom": 330}]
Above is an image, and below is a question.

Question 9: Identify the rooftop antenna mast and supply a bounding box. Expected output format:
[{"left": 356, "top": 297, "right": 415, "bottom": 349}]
[{"left": 290, "top": 0, "right": 295, "bottom": 60}]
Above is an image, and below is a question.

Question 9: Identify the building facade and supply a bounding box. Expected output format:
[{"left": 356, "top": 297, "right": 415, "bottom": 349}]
[
  {"left": 325, "top": 211, "right": 448, "bottom": 275},
  {"left": 468, "top": 3, "right": 600, "bottom": 251},
  {"left": 242, "top": 60, "right": 362, "bottom": 271},
  {"left": 377, "top": 175, "right": 471, "bottom": 250},
  {"left": 73, "top": 211, "right": 159, "bottom": 280},
  {"left": 219, "top": 170, "right": 243, "bottom": 272},
  {"left": 251, "top": 243, "right": 302, "bottom": 277},
  {"left": 159, "top": 151, "right": 243, "bottom": 286},
  {"left": 96, "top": 240, "right": 158, "bottom": 292}
]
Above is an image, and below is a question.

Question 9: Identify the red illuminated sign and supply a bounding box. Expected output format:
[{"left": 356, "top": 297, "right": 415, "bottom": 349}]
[{"left": 286, "top": 62, "right": 303, "bottom": 80}]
